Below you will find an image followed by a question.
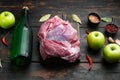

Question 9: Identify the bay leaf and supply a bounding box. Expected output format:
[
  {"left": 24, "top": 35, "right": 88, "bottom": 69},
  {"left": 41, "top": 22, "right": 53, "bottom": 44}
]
[
  {"left": 39, "top": 14, "right": 51, "bottom": 22},
  {"left": 101, "top": 17, "right": 112, "bottom": 23},
  {"left": 71, "top": 14, "right": 82, "bottom": 24}
]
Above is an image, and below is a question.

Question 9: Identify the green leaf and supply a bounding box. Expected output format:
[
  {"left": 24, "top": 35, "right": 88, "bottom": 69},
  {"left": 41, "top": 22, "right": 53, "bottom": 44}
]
[
  {"left": 101, "top": 17, "right": 112, "bottom": 23},
  {"left": 71, "top": 14, "right": 82, "bottom": 24},
  {"left": 39, "top": 14, "right": 51, "bottom": 22}
]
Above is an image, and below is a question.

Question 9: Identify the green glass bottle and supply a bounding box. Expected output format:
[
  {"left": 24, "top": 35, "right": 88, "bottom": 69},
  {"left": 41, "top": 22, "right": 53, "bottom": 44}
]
[{"left": 10, "top": 6, "right": 33, "bottom": 66}]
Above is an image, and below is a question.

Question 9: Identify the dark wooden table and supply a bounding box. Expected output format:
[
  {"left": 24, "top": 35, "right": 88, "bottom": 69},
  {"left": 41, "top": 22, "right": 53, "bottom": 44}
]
[{"left": 0, "top": 0, "right": 120, "bottom": 80}]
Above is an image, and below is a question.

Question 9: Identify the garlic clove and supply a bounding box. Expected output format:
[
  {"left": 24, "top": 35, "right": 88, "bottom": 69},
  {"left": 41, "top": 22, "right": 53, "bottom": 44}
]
[
  {"left": 108, "top": 37, "right": 115, "bottom": 43},
  {"left": 115, "top": 39, "right": 120, "bottom": 46}
]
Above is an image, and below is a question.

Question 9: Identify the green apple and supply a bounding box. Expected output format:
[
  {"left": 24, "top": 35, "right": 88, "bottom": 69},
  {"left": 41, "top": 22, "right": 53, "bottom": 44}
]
[
  {"left": 0, "top": 11, "right": 15, "bottom": 29},
  {"left": 87, "top": 31, "right": 105, "bottom": 50},
  {"left": 103, "top": 43, "right": 120, "bottom": 63}
]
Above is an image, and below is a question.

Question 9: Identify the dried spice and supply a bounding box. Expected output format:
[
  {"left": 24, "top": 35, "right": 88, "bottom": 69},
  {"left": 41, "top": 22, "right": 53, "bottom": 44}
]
[
  {"left": 106, "top": 24, "right": 118, "bottom": 33},
  {"left": 101, "top": 17, "right": 112, "bottom": 23},
  {"left": 105, "top": 24, "right": 118, "bottom": 35},
  {"left": 1, "top": 32, "right": 9, "bottom": 47},
  {"left": 86, "top": 54, "right": 93, "bottom": 71},
  {"left": 1, "top": 37, "right": 8, "bottom": 47},
  {"left": 0, "top": 58, "right": 2, "bottom": 68},
  {"left": 71, "top": 14, "right": 82, "bottom": 24},
  {"left": 89, "top": 15, "right": 100, "bottom": 23},
  {"left": 39, "top": 14, "right": 51, "bottom": 22}
]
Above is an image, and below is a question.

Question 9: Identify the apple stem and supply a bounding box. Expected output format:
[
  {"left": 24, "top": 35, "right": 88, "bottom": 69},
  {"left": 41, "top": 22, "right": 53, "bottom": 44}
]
[{"left": 4, "top": 12, "right": 8, "bottom": 16}]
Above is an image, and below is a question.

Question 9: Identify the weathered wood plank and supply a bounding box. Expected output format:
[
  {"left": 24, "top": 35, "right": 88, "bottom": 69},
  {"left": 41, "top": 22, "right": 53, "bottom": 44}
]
[
  {"left": 0, "top": 0, "right": 120, "bottom": 26},
  {"left": 0, "top": 62, "right": 120, "bottom": 80}
]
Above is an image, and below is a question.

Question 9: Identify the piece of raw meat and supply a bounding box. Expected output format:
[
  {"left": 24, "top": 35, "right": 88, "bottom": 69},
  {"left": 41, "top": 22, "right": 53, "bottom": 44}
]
[{"left": 38, "top": 16, "right": 80, "bottom": 62}]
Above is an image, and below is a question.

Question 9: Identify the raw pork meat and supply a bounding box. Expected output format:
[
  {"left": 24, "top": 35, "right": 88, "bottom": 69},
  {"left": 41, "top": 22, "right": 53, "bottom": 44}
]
[{"left": 38, "top": 16, "right": 80, "bottom": 62}]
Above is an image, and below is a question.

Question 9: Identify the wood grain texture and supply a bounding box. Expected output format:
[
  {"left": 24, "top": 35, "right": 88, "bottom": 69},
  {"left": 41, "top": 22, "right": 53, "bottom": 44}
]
[
  {"left": 0, "top": 62, "right": 120, "bottom": 80},
  {"left": 0, "top": 0, "right": 120, "bottom": 80}
]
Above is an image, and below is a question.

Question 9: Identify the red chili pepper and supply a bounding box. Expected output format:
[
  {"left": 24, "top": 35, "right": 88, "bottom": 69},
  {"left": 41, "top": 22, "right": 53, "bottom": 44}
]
[
  {"left": 1, "top": 37, "right": 8, "bottom": 47},
  {"left": 86, "top": 29, "right": 90, "bottom": 35},
  {"left": 86, "top": 54, "right": 93, "bottom": 71}
]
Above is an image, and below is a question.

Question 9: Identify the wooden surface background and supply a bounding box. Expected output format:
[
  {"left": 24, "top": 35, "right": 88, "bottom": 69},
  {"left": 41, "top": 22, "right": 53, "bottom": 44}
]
[{"left": 0, "top": 0, "right": 120, "bottom": 80}]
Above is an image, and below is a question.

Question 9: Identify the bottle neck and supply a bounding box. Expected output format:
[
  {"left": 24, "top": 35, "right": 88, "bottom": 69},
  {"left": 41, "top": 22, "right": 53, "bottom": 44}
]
[
  {"left": 20, "top": 8, "right": 29, "bottom": 27},
  {"left": 22, "top": 9, "right": 29, "bottom": 21}
]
